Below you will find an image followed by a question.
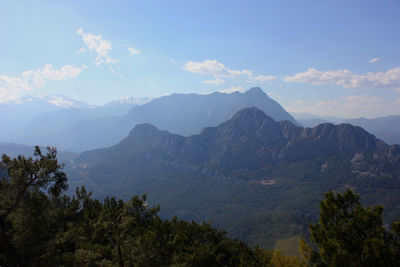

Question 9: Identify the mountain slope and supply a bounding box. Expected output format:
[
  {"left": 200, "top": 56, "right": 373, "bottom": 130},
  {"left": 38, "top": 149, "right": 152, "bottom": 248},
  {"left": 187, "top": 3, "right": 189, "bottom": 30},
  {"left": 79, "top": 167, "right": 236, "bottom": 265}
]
[{"left": 68, "top": 107, "right": 400, "bottom": 248}]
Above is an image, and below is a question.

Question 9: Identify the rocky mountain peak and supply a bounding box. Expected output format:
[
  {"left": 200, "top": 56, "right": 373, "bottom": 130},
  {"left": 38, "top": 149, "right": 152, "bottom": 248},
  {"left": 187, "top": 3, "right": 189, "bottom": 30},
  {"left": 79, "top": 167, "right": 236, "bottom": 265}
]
[
  {"left": 128, "top": 123, "right": 161, "bottom": 137},
  {"left": 245, "top": 87, "right": 267, "bottom": 96}
]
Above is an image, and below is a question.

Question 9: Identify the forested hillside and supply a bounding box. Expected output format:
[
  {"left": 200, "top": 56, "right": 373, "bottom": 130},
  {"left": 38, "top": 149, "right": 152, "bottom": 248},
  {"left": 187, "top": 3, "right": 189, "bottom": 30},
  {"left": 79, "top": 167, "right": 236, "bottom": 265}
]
[
  {"left": 0, "top": 147, "right": 304, "bottom": 266},
  {"left": 67, "top": 107, "right": 400, "bottom": 249}
]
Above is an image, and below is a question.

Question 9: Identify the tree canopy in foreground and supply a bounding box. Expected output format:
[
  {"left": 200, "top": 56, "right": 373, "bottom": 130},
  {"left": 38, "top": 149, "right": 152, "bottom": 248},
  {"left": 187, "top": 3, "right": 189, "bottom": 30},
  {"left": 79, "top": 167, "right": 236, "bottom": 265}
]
[
  {"left": 301, "top": 190, "right": 400, "bottom": 267},
  {"left": 1, "top": 147, "right": 399, "bottom": 266}
]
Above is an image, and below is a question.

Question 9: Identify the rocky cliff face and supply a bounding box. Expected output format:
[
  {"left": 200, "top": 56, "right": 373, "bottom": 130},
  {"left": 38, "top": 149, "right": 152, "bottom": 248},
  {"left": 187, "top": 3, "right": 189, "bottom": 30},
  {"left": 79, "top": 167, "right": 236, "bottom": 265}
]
[{"left": 76, "top": 107, "right": 399, "bottom": 179}]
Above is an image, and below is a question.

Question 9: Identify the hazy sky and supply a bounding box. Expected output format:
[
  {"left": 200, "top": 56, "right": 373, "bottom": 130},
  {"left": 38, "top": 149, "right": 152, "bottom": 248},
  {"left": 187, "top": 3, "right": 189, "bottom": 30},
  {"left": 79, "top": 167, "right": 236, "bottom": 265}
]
[{"left": 1, "top": 0, "right": 400, "bottom": 118}]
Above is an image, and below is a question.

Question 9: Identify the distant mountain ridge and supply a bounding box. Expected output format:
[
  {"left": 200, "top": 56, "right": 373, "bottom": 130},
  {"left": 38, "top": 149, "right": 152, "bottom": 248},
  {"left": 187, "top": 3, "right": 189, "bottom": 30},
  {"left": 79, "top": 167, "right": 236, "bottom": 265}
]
[
  {"left": 105, "top": 96, "right": 154, "bottom": 106},
  {"left": 4, "top": 95, "right": 91, "bottom": 108},
  {"left": 0, "top": 142, "right": 78, "bottom": 163},
  {"left": 344, "top": 116, "right": 400, "bottom": 145},
  {"left": 0, "top": 95, "right": 89, "bottom": 140},
  {"left": 292, "top": 113, "right": 400, "bottom": 145},
  {"left": 3, "top": 87, "right": 299, "bottom": 151},
  {"left": 291, "top": 113, "right": 345, "bottom": 125},
  {"left": 71, "top": 87, "right": 299, "bottom": 151},
  {"left": 0, "top": 95, "right": 153, "bottom": 150}
]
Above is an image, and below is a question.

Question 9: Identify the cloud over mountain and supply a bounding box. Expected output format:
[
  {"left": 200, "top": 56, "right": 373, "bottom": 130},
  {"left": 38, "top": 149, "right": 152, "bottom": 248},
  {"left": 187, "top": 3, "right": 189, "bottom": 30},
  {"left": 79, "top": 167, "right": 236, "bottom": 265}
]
[
  {"left": 0, "top": 64, "right": 86, "bottom": 102},
  {"left": 77, "top": 29, "right": 117, "bottom": 65},
  {"left": 285, "top": 67, "right": 400, "bottom": 91},
  {"left": 183, "top": 59, "right": 277, "bottom": 83}
]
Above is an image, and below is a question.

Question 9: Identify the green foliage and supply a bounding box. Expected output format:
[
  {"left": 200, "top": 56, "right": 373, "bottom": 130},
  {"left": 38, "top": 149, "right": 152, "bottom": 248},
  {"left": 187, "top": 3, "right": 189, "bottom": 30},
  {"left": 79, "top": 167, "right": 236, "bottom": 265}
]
[
  {"left": 253, "top": 246, "right": 306, "bottom": 267},
  {"left": 0, "top": 149, "right": 271, "bottom": 266},
  {"left": 2, "top": 149, "right": 400, "bottom": 266},
  {"left": 68, "top": 149, "right": 400, "bottom": 250},
  {"left": 302, "top": 189, "right": 400, "bottom": 267},
  {"left": 274, "top": 236, "right": 303, "bottom": 257},
  {"left": 0, "top": 146, "right": 67, "bottom": 265}
]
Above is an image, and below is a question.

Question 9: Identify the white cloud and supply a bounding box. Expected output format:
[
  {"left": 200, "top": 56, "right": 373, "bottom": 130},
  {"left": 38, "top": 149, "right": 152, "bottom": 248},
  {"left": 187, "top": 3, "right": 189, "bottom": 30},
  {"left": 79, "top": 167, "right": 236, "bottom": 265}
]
[
  {"left": 313, "top": 95, "right": 384, "bottom": 116},
  {"left": 76, "top": 47, "right": 87, "bottom": 55},
  {"left": 77, "top": 28, "right": 117, "bottom": 65},
  {"left": 202, "top": 78, "right": 226, "bottom": 85},
  {"left": 128, "top": 46, "right": 140, "bottom": 56},
  {"left": 314, "top": 95, "right": 382, "bottom": 110},
  {"left": 183, "top": 59, "right": 233, "bottom": 77},
  {"left": 369, "top": 58, "right": 380, "bottom": 64},
  {"left": 343, "top": 95, "right": 382, "bottom": 104},
  {"left": 0, "top": 76, "right": 33, "bottom": 102},
  {"left": 183, "top": 59, "right": 276, "bottom": 84},
  {"left": 285, "top": 67, "right": 400, "bottom": 91},
  {"left": 218, "top": 86, "right": 245, "bottom": 94},
  {"left": 0, "top": 64, "right": 86, "bottom": 103},
  {"left": 46, "top": 96, "right": 80, "bottom": 107},
  {"left": 109, "top": 66, "right": 123, "bottom": 77},
  {"left": 286, "top": 94, "right": 397, "bottom": 118},
  {"left": 251, "top": 74, "right": 277, "bottom": 82},
  {"left": 22, "top": 64, "right": 87, "bottom": 87}
]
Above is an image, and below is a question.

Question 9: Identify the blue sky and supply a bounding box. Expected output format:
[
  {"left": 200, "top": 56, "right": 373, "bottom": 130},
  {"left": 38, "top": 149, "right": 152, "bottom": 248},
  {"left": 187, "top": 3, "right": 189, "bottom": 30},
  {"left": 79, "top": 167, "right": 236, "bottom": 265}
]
[{"left": 1, "top": 0, "right": 400, "bottom": 117}]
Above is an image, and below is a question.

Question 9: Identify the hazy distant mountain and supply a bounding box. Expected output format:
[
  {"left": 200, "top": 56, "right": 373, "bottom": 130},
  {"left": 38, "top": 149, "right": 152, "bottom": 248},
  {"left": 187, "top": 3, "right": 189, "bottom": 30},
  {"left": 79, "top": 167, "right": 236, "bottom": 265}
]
[
  {"left": 344, "top": 116, "right": 400, "bottom": 145},
  {"left": 68, "top": 107, "right": 400, "bottom": 247},
  {"left": 4, "top": 88, "right": 297, "bottom": 151},
  {"left": 2, "top": 96, "right": 153, "bottom": 151},
  {"left": 291, "top": 113, "right": 400, "bottom": 145},
  {"left": 105, "top": 96, "right": 154, "bottom": 106},
  {"left": 291, "top": 113, "right": 345, "bottom": 123},
  {"left": 0, "top": 142, "right": 78, "bottom": 163},
  {"left": 70, "top": 87, "right": 299, "bottom": 151},
  {"left": 0, "top": 95, "right": 90, "bottom": 140},
  {"left": 291, "top": 113, "right": 345, "bottom": 127},
  {"left": 13, "top": 95, "right": 91, "bottom": 108},
  {"left": 123, "top": 87, "right": 299, "bottom": 134}
]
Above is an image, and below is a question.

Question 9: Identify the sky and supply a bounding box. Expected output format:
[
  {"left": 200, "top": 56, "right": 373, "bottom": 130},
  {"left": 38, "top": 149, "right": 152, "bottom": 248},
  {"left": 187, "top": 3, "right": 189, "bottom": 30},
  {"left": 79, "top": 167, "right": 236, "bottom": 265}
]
[{"left": 1, "top": 0, "right": 400, "bottom": 118}]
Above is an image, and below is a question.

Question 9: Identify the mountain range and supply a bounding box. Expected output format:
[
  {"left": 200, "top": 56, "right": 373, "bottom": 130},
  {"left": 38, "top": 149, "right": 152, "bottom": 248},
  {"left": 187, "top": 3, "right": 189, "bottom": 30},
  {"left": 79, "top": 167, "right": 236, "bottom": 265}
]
[
  {"left": 343, "top": 116, "right": 400, "bottom": 145},
  {"left": 1, "top": 88, "right": 399, "bottom": 249},
  {"left": 0, "top": 96, "right": 153, "bottom": 151},
  {"left": 67, "top": 107, "right": 400, "bottom": 248},
  {"left": 292, "top": 113, "right": 400, "bottom": 145},
  {"left": 2, "top": 88, "right": 298, "bottom": 151},
  {"left": 2, "top": 88, "right": 398, "bottom": 153},
  {"left": 71, "top": 87, "right": 298, "bottom": 150},
  {"left": 0, "top": 95, "right": 89, "bottom": 140}
]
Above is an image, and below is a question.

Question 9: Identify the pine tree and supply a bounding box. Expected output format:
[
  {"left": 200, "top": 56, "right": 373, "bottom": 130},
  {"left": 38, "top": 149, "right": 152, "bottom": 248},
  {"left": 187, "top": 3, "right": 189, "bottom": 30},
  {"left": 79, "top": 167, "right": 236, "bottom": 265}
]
[{"left": 302, "top": 189, "right": 399, "bottom": 267}]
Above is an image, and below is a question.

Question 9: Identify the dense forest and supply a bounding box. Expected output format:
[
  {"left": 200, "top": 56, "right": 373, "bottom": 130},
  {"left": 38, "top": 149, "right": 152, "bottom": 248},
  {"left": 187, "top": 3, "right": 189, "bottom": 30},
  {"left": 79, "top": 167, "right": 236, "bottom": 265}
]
[{"left": 1, "top": 147, "right": 400, "bottom": 266}]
